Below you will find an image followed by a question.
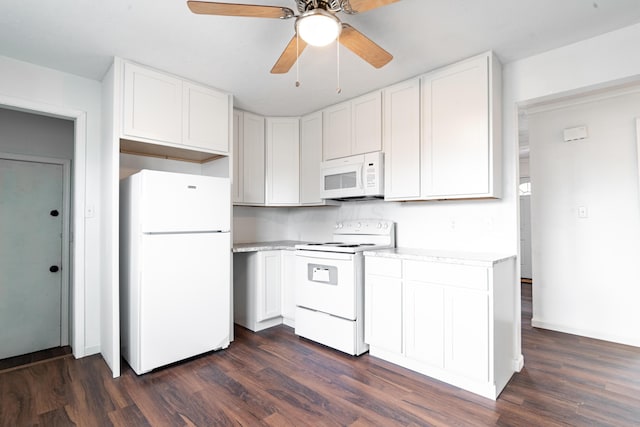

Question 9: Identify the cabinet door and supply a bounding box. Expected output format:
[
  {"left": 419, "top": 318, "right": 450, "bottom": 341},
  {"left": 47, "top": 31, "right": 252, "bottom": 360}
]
[
  {"left": 183, "top": 82, "right": 229, "bottom": 153},
  {"left": 323, "top": 102, "right": 351, "bottom": 160},
  {"left": 232, "top": 110, "right": 243, "bottom": 203},
  {"left": 266, "top": 117, "right": 300, "bottom": 205},
  {"left": 242, "top": 112, "right": 265, "bottom": 205},
  {"left": 404, "top": 280, "right": 445, "bottom": 368},
  {"left": 445, "top": 288, "right": 489, "bottom": 382},
  {"left": 422, "top": 55, "right": 489, "bottom": 197},
  {"left": 352, "top": 91, "right": 382, "bottom": 155},
  {"left": 257, "top": 251, "right": 281, "bottom": 322},
  {"left": 365, "top": 275, "right": 402, "bottom": 353},
  {"left": 384, "top": 79, "right": 421, "bottom": 200},
  {"left": 280, "top": 250, "right": 297, "bottom": 324},
  {"left": 123, "top": 62, "right": 182, "bottom": 144},
  {"left": 300, "top": 112, "right": 323, "bottom": 204}
]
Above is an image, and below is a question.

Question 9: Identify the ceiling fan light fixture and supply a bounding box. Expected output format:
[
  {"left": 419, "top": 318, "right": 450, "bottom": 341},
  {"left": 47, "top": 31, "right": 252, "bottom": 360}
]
[{"left": 296, "top": 9, "right": 342, "bottom": 47}]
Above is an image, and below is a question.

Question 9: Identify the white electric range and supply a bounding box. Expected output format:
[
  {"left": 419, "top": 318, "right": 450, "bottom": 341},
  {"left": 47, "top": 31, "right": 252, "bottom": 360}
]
[{"left": 294, "top": 219, "right": 395, "bottom": 355}]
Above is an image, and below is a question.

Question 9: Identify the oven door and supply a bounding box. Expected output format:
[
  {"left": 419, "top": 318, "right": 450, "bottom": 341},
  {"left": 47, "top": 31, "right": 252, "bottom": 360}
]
[{"left": 295, "top": 250, "right": 356, "bottom": 320}]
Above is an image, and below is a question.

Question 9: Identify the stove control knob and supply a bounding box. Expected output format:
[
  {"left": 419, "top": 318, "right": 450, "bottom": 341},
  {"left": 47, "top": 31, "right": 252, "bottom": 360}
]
[
  {"left": 377, "top": 222, "right": 382, "bottom": 229},
  {"left": 383, "top": 223, "right": 389, "bottom": 229},
  {"left": 356, "top": 222, "right": 361, "bottom": 228},
  {"left": 336, "top": 222, "right": 343, "bottom": 229}
]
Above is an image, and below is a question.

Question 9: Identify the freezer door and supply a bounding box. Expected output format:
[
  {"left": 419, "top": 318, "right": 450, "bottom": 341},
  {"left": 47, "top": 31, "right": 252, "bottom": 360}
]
[
  {"left": 138, "top": 232, "right": 230, "bottom": 373},
  {"left": 139, "top": 170, "right": 230, "bottom": 233}
]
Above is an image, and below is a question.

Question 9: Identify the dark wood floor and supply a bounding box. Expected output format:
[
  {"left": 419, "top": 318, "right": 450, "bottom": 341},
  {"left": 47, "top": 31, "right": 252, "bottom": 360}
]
[
  {"left": 0, "top": 346, "right": 72, "bottom": 374},
  {"left": 2, "top": 284, "right": 639, "bottom": 426}
]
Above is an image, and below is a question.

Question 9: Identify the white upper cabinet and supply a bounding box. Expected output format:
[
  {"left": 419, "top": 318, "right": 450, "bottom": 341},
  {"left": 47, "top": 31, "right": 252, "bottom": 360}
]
[
  {"left": 232, "top": 110, "right": 243, "bottom": 204},
  {"left": 240, "top": 111, "right": 266, "bottom": 205},
  {"left": 182, "top": 82, "right": 229, "bottom": 152},
  {"left": 383, "top": 78, "right": 421, "bottom": 201},
  {"left": 323, "top": 102, "right": 351, "bottom": 160},
  {"left": 266, "top": 117, "right": 300, "bottom": 206},
  {"left": 122, "top": 61, "right": 230, "bottom": 155},
  {"left": 352, "top": 91, "right": 382, "bottom": 155},
  {"left": 123, "top": 62, "right": 182, "bottom": 145},
  {"left": 323, "top": 90, "right": 382, "bottom": 160},
  {"left": 421, "top": 52, "right": 501, "bottom": 199},
  {"left": 300, "top": 112, "right": 324, "bottom": 205}
]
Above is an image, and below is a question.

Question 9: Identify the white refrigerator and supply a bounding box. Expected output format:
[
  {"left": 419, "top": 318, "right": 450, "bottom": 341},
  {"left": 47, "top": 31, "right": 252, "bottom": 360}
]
[{"left": 120, "top": 169, "right": 231, "bottom": 375}]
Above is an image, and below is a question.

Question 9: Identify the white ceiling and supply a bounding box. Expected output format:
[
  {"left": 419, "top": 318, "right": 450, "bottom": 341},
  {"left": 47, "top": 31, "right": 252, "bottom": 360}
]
[{"left": 1, "top": 0, "right": 640, "bottom": 116}]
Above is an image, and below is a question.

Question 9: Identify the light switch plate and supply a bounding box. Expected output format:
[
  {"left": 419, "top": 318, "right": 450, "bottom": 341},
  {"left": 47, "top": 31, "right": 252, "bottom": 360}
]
[
  {"left": 578, "top": 206, "right": 588, "bottom": 218},
  {"left": 564, "top": 126, "right": 588, "bottom": 142}
]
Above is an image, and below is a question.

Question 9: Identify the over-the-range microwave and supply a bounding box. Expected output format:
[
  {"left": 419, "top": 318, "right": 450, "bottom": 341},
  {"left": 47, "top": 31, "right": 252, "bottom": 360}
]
[{"left": 320, "top": 152, "right": 384, "bottom": 200}]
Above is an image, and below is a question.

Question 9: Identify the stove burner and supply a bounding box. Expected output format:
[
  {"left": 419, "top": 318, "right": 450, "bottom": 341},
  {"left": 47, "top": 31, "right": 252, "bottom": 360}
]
[{"left": 337, "top": 244, "right": 360, "bottom": 248}]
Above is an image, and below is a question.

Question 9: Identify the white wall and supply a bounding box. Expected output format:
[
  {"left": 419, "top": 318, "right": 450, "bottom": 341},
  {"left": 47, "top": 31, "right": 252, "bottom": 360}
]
[
  {"left": 504, "top": 22, "right": 640, "bottom": 348},
  {"left": 0, "top": 55, "right": 102, "bottom": 356},
  {"left": 528, "top": 91, "right": 640, "bottom": 346},
  {"left": 233, "top": 206, "right": 297, "bottom": 243},
  {"left": 0, "top": 108, "right": 74, "bottom": 159}
]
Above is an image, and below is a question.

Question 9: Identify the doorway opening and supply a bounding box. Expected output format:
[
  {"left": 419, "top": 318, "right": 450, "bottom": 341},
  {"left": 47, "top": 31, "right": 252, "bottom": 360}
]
[{"left": 0, "top": 108, "right": 74, "bottom": 369}]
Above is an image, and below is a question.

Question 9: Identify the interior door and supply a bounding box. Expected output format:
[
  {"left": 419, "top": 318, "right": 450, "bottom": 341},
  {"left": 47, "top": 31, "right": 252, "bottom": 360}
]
[
  {"left": 520, "top": 194, "right": 532, "bottom": 279},
  {"left": 0, "top": 158, "right": 63, "bottom": 359}
]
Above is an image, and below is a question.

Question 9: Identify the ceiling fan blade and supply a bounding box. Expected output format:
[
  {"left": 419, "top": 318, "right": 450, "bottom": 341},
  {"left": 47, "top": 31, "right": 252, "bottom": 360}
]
[
  {"left": 187, "top": 1, "right": 294, "bottom": 19},
  {"left": 271, "top": 35, "right": 308, "bottom": 74},
  {"left": 339, "top": 24, "right": 392, "bottom": 69},
  {"left": 347, "top": 0, "right": 400, "bottom": 13}
]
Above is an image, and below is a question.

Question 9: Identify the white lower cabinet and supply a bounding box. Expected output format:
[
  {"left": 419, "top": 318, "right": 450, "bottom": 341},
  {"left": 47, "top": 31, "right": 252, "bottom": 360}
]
[
  {"left": 364, "top": 275, "right": 402, "bottom": 353},
  {"left": 233, "top": 249, "right": 297, "bottom": 331},
  {"left": 445, "top": 287, "right": 489, "bottom": 382},
  {"left": 364, "top": 253, "right": 516, "bottom": 400},
  {"left": 257, "top": 251, "right": 282, "bottom": 322},
  {"left": 403, "top": 280, "right": 444, "bottom": 368},
  {"left": 233, "top": 251, "right": 282, "bottom": 331}
]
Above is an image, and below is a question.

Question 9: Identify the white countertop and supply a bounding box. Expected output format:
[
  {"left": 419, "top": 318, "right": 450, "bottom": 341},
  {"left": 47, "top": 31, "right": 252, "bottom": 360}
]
[
  {"left": 363, "top": 247, "right": 516, "bottom": 267},
  {"left": 232, "top": 240, "right": 309, "bottom": 253}
]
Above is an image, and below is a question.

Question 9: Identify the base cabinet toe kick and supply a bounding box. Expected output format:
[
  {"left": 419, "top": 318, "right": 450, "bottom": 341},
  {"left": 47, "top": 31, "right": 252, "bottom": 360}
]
[{"left": 364, "top": 250, "right": 517, "bottom": 400}]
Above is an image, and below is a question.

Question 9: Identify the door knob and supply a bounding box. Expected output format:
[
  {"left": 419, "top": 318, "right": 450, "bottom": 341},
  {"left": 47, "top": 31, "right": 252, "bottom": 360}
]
[
  {"left": 49, "top": 265, "right": 59, "bottom": 273},
  {"left": 50, "top": 210, "right": 59, "bottom": 217}
]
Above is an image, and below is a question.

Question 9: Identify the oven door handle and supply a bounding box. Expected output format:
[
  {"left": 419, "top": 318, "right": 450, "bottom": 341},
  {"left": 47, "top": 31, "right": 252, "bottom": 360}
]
[{"left": 307, "top": 264, "right": 338, "bottom": 285}]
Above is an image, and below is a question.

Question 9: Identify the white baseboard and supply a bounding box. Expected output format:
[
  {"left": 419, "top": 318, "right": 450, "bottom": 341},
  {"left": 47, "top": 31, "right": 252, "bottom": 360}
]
[
  {"left": 532, "top": 318, "right": 640, "bottom": 348},
  {"left": 82, "top": 345, "right": 100, "bottom": 357},
  {"left": 513, "top": 354, "right": 524, "bottom": 372}
]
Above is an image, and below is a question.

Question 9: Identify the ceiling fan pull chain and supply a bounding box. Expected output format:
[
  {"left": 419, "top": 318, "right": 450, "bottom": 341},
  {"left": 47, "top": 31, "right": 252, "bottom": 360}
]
[
  {"left": 296, "top": 31, "right": 301, "bottom": 87},
  {"left": 336, "top": 33, "right": 341, "bottom": 94}
]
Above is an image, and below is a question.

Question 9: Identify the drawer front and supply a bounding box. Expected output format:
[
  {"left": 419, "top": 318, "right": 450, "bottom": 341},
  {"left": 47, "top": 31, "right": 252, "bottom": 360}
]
[
  {"left": 295, "top": 306, "right": 361, "bottom": 355},
  {"left": 403, "top": 260, "right": 488, "bottom": 291},
  {"left": 365, "top": 256, "right": 402, "bottom": 278}
]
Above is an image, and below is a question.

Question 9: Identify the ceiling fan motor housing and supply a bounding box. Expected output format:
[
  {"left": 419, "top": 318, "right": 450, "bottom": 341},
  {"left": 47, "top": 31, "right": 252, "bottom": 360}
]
[{"left": 296, "top": 0, "right": 345, "bottom": 14}]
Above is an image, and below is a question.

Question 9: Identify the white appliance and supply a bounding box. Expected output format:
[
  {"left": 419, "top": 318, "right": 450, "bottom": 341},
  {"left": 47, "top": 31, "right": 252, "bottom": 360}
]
[
  {"left": 120, "top": 169, "right": 231, "bottom": 375},
  {"left": 294, "top": 220, "right": 395, "bottom": 355},
  {"left": 320, "top": 152, "right": 384, "bottom": 200}
]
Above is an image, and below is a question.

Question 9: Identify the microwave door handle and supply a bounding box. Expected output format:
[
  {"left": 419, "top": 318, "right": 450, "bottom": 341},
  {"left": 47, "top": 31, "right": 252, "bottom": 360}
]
[{"left": 359, "top": 164, "right": 365, "bottom": 190}]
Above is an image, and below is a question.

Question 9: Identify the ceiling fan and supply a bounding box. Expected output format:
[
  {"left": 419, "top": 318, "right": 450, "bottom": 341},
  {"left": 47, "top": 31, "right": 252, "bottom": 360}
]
[{"left": 187, "top": 0, "right": 399, "bottom": 74}]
